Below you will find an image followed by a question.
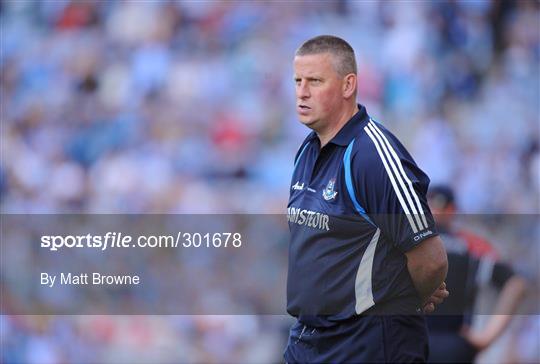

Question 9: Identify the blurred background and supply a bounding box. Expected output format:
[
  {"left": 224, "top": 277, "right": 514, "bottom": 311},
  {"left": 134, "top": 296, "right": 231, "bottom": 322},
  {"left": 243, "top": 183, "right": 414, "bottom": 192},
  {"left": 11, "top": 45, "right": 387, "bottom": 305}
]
[{"left": 1, "top": 0, "right": 538, "bottom": 363}]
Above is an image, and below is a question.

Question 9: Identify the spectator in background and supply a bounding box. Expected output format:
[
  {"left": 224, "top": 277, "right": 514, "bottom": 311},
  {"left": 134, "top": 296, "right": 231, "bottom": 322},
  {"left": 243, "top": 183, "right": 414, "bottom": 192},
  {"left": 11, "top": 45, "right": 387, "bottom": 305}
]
[{"left": 426, "top": 185, "right": 528, "bottom": 363}]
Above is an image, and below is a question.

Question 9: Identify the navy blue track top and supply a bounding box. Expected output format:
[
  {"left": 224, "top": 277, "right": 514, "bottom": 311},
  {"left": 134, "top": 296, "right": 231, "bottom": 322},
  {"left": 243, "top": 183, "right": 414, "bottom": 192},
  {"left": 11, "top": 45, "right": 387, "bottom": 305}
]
[{"left": 286, "top": 105, "right": 438, "bottom": 327}]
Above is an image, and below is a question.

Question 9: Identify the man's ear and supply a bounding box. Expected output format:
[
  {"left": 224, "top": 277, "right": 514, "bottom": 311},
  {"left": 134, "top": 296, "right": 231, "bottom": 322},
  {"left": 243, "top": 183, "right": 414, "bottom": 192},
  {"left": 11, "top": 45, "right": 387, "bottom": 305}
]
[{"left": 343, "top": 73, "right": 357, "bottom": 98}]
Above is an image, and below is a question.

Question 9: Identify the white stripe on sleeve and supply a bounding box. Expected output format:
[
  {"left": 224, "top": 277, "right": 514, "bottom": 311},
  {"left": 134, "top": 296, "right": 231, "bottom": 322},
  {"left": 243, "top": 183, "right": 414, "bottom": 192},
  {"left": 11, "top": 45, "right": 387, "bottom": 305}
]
[
  {"left": 364, "top": 126, "right": 420, "bottom": 233},
  {"left": 369, "top": 121, "right": 428, "bottom": 229}
]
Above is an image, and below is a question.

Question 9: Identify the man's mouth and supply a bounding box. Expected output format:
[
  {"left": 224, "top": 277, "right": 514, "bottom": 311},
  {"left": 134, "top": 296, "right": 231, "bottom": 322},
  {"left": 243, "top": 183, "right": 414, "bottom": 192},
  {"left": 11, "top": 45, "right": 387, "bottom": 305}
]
[{"left": 297, "top": 105, "right": 311, "bottom": 115}]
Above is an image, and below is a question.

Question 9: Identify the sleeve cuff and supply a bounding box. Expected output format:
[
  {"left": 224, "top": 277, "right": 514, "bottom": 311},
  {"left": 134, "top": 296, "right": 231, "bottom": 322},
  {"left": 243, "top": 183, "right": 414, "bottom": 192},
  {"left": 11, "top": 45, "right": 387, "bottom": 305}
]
[{"left": 398, "top": 228, "right": 439, "bottom": 253}]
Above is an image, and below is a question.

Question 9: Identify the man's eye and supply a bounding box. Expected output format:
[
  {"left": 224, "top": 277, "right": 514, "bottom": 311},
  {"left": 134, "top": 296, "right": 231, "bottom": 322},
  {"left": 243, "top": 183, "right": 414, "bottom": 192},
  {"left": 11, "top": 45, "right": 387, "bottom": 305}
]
[{"left": 311, "top": 79, "right": 321, "bottom": 84}]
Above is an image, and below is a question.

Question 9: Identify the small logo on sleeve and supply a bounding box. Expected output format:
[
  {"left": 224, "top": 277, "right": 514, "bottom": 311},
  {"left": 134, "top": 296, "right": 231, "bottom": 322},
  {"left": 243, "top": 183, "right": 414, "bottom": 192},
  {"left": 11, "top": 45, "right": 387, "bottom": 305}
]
[
  {"left": 322, "top": 178, "right": 338, "bottom": 201},
  {"left": 413, "top": 230, "right": 434, "bottom": 241}
]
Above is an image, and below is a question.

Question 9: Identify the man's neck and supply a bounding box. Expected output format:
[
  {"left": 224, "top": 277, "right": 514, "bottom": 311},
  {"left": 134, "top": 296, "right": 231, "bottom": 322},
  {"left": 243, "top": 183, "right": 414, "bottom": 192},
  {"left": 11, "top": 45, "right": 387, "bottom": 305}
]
[{"left": 317, "top": 103, "right": 359, "bottom": 148}]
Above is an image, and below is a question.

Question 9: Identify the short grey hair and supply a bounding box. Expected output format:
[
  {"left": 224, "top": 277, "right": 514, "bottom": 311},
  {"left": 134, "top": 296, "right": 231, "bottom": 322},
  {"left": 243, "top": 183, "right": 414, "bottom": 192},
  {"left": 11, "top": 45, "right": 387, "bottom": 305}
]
[{"left": 295, "top": 35, "right": 357, "bottom": 76}]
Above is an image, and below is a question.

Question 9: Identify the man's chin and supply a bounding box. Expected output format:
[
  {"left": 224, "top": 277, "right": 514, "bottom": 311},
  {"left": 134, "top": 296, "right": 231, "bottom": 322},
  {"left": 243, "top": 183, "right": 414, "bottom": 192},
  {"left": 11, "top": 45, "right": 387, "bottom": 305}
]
[{"left": 298, "top": 116, "right": 317, "bottom": 128}]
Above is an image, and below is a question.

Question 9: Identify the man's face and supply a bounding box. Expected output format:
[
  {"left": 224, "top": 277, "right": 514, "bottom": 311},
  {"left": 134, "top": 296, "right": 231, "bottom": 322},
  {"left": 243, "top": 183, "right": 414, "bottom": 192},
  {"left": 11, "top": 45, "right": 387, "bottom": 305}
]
[
  {"left": 293, "top": 53, "right": 345, "bottom": 131},
  {"left": 428, "top": 199, "right": 455, "bottom": 229}
]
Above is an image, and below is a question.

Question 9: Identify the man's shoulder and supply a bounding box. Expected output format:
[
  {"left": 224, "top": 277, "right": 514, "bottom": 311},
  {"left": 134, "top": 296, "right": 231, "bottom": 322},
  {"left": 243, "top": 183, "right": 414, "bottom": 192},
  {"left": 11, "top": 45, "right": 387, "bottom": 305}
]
[
  {"left": 349, "top": 119, "right": 429, "bottom": 190},
  {"left": 351, "top": 120, "right": 412, "bottom": 166}
]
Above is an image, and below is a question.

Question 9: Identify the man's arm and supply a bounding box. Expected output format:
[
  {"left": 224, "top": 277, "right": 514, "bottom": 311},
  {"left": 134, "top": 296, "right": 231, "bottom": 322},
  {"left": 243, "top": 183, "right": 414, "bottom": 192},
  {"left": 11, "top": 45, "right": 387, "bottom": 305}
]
[
  {"left": 461, "top": 275, "right": 527, "bottom": 351},
  {"left": 404, "top": 235, "right": 448, "bottom": 304}
]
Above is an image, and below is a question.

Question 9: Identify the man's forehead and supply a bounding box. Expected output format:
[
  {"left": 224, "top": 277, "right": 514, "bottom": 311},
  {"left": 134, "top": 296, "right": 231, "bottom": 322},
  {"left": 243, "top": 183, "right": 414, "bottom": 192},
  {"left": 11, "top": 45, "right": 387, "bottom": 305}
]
[
  {"left": 294, "top": 52, "right": 334, "bottom": 65},
  {"left": 293, "top": 52, "right": 336, "bottom": 75}
]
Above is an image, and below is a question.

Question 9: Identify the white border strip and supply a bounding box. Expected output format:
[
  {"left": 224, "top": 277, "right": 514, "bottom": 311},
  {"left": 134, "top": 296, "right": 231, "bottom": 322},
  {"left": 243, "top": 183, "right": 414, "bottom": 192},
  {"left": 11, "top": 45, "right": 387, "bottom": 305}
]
[{"left": 355, "top": 228, "right": 380, "bottom": 314}]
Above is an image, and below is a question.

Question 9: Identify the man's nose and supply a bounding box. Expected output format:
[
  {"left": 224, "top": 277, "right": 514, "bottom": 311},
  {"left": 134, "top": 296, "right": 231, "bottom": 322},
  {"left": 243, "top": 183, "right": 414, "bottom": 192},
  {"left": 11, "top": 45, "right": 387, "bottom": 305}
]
[{"left": 296, "top": 81, "right": 310, "bottom": 99}]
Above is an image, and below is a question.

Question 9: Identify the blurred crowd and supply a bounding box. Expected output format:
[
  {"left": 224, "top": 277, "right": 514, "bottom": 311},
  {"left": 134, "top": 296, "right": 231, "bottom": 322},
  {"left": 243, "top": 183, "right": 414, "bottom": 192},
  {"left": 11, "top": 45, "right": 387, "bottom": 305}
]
[{"left": 1, "top": 1, "right": 538, "bottom": 363}]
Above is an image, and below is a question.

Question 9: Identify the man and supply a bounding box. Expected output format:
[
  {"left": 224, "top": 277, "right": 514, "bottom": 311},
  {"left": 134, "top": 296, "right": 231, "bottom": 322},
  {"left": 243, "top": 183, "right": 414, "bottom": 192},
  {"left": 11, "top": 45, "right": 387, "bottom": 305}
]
[
  {"left": 426, "top": 185, "right": 527, "bottom": 363},
  {"left": 285, "top": 35, "right": 449, "bottom": 363}
]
